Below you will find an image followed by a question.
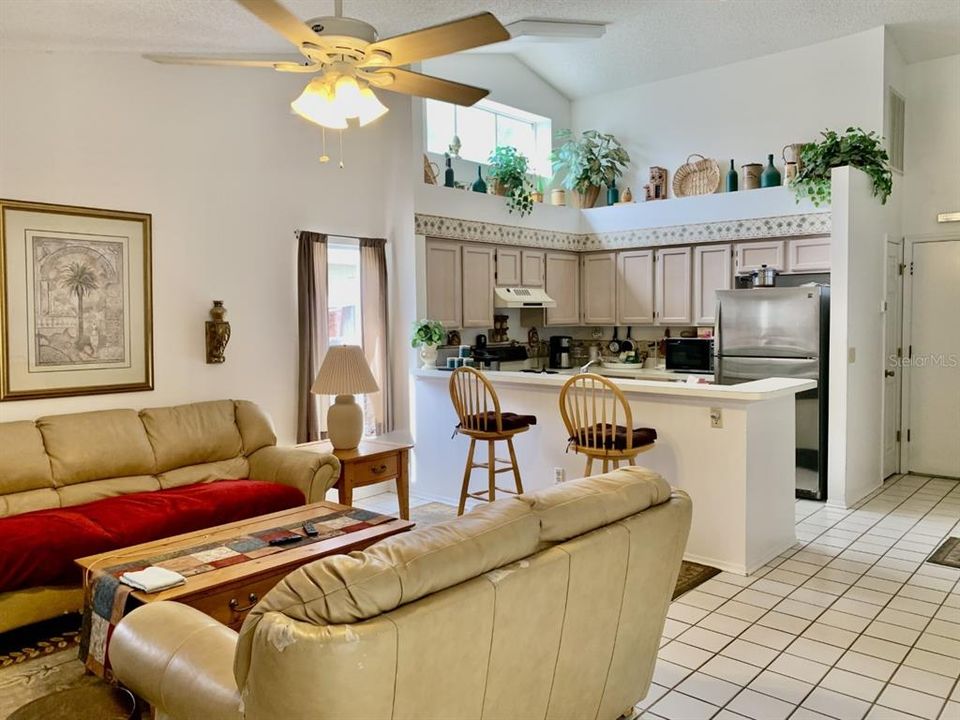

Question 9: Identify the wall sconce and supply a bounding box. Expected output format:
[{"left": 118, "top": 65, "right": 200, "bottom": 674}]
[{"left": 205, "top": 300, "right": 231, "bottom": 364}]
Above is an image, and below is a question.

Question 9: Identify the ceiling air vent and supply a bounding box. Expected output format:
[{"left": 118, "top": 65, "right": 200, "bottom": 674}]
[{"left": 887, "top": 88, "right": 905, "bottom": 173}]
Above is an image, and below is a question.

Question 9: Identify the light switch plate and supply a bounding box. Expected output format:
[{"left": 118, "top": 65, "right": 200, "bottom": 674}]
[{"left": 710, "top": 408, "right": 723, "bottom": 428}]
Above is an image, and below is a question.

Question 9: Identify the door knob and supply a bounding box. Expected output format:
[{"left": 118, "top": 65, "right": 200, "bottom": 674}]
[{"left": 884, "top": 370, "right": 895, "bottom": 377}]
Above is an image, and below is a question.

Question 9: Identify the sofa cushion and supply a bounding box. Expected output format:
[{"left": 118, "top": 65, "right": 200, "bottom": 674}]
[
  {"left": 157, "top": 458, "right": 249, "bottom": 490},
  {"left": 141, "top": 400, "right": 243, "bottom": 473},
  {"left": 38, "top": 409, "right": 155, "bottom": 485},
  {"left": 235, "top": 400, "right": 277, "bottom": 456},
  {"left": 0, "top": 421, "right": 53, "bottom": 495},
  {"left": 0, "top": 479, "right": 305, "bottom": 593},
  {"left": 516, "top": 467, "right": 672, "bottom": 542}
]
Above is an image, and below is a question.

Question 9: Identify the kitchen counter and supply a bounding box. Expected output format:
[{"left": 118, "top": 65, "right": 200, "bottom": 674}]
[{"left": 413, "top": 368, "right": 813, "bottom": 575}]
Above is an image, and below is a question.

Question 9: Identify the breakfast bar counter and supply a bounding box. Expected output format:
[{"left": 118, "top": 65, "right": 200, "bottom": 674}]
[{"left": 413, "top": 368, "right": 816, "bottom": 575}]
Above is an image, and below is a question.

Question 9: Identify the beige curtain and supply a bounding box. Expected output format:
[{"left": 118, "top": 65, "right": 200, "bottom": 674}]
[
  {"left": 296, "top": 231, "right": 328, "bottom": 443},
  {"left": 360, "top": 238, "right": 393, "bottom": 435}
]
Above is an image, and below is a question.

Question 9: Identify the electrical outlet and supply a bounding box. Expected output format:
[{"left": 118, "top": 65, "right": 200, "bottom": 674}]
[
  {"left": 554, "top": 467, "right": 566, "bottom": 484},
  {"left": 710, "top": 408, "right": 723, "bottom": 428}
]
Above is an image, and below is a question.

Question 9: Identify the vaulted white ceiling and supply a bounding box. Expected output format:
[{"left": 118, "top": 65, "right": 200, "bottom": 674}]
[{"left": 1, "top": 0, "right": 958, "bottom": 99}]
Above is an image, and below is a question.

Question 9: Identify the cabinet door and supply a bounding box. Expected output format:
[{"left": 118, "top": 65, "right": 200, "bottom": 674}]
[
  {"left": 425, "top": 240, "right": 461, "bottom": 328},
  {"left": 693, "top": 244, "right": 732, "bottom": 325},
  {"left": 581, "top": 252, "right": 618, "bottom": 325},
  {"left": 655, "top": 246, "right": 692, "bottom": 325},
  {"left": 461, "top": 245, "right": 496, "bottom": 328},
  {"left": 617, "top": 250, "right": 655, "bottom": 325},
  {"left": 786, "top": 237, "right": 831, "bottom": 272},
  {"left": 496, "top": 247, "right": 521, "bottom": 286},
  {"left": 734, "top": 240, "right": 785, "bottom": 273},
  {"left": 521, "top": 250, "right": 545, "bottom": 287},
  {"left": 545, "top": 252, "right": 580, "bottom": 326}
]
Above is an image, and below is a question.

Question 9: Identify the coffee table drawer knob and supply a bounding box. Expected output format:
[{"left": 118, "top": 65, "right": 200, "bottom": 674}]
[{"left": 229, "top": 593, "right": 259, "bottom": 613}]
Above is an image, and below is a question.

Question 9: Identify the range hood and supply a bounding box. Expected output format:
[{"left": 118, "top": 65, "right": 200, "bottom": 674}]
[{"left": 494, "top": 287, "right": 556, "bottom": 308}]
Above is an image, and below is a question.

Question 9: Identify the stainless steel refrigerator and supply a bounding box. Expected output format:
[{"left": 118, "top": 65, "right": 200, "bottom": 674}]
[{"left": 715, "top": 286, "right": 830, "bottom": 500}]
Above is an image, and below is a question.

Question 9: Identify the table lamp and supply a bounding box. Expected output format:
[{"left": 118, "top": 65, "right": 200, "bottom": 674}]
[{"left": 311, "top": 345, "right": 380, "bottom": 450}]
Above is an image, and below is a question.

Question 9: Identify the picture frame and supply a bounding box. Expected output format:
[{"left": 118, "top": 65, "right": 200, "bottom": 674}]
[{"left": 0, "top": 199, "right": 154, "bottom": 401}]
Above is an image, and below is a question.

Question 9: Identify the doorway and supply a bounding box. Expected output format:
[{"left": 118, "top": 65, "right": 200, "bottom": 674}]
[
  {"left": 882, "top": 240, "right": 903, "bottom": 479},
  {"left": 903, "top": 237, "right": 960, "bottom": 478}
]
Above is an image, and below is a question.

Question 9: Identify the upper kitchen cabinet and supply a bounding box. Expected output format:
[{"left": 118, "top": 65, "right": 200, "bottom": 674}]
[
  {"left": 461, "top": 244, "right": 496, "bottom": 328},
  {"left": 734, "top": 240, "right": 785, "bottom": 273},
  {"left": 786, "top": 237, "right": 831, "bottom": 273},
  {"left": 425, "top": 239, "right": 462, "bottom": 328},
  {"left": 656, "top": 246, "right": 692, "bottom": 325},
  {"left": 545, "top": 252, "right": 580, "bottom": 326},
  {"left": 617, "top": 249, "right": 655, "bottom": 325},
  {"left": 693, "top": 244, "right": 732, "bottom": 325},
  {"left": 496, "top": 247, "right": 521, "bottom": 287},
  {"left": 581, "top": 252, "right": 618, "bottom": 325},
  {"left": 521, "top": 250, "right": 545, "bottom": 287}
]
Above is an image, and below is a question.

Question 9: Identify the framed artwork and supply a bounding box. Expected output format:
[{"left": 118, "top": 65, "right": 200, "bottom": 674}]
[{"left": 0, "top": 199, "right": 153, "bottom": 401}]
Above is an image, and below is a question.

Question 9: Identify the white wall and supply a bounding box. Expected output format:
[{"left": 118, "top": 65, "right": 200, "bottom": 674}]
[
  {"left": 572, "top": 28, "right": 887, "bottom": 202},
  {"left": 0, "top": 49, "right": 414, "bottom": 442},
  {"left": 903, "top": 54, "right": 960, "bottom": 237}
]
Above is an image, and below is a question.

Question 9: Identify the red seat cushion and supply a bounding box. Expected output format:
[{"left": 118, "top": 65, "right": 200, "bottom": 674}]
[
  {"left": 572, "top": 424, "right": 657, "bottom": 451},
  {"left": 0, "top": 479, "right": 304, "bottom": 593}
]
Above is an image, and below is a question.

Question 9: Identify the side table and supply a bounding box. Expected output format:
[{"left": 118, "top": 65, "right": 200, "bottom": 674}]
[{"left": 297, "top": 438, "right": 412, "bottom": 520}]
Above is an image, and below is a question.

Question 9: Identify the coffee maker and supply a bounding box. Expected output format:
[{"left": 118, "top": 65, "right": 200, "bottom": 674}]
[{"left": 549, "top": 335, "right": 572, "bottom": 369}]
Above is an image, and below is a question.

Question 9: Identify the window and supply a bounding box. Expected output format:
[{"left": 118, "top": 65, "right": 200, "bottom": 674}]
[
  {"left": 425, "top": 98, "right": 551, "bottom": 176},
  {"left": 327, "top": 239, "right": 361, "bottom": 347}
]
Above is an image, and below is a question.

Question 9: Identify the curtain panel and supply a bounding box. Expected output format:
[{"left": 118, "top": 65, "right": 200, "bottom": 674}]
[
  {"left": 359, "top": 238, "right": 393, "bottom": 435},
  {"left": 296, "top": 231, "right": 329, "bottom": 443}
]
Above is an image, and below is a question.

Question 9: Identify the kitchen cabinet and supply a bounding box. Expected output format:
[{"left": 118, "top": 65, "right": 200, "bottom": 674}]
[
  {"left": 581, "top": 252, "right": 618, "bottom": 325},
  {"left": 693, "top": 244, "right": 732, "bottom": 325},
  {"left": 496, "top": 248, "right": 521, "bottom": 286},
  {"left": 545, "top": 252, "right": 580, "bottom": 326},
  {"left": 734, "top": 240, "right": 785, "bottom": 273},
  {"left": 521, "top": 250, "right": 545, "bottom": 287},
  {"left": 617, "top": 250, "right": 655, "bottom": 325},
  {"left": 425, "top": 239, "right": 462, "bottom": 328},
  {"left": 786, "top": 237, "right": 831, "bottom": 273},
  {"left": 655, "top": 246, "right": 692, "bottom": 325},
  {"left": 461, "top": 244, "right": 496, "bottom": 328}
]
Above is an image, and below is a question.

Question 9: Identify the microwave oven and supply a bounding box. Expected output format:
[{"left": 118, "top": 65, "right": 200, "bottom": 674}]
[{"left": 665, "top": 338, "right": 714, "bottom": 373}]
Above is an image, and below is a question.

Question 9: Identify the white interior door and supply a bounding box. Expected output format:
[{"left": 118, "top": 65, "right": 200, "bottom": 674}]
[
  {"left": 882, "top": 240, "right": 902, "bottom": 479},
  {"left": 907, "top": 239, "right": 960, "bottom": 478}
]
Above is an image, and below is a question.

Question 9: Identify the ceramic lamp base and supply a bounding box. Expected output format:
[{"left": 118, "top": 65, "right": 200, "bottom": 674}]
[{"left": 326, "top": 394, "right": 363, "bottom": 450}]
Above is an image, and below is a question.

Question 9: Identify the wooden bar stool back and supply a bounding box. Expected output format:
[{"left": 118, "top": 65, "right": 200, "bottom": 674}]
[
  {"left": 558, "top": 372, "right": 657, "bottom": 478},
  {"left": 449, "top": 367, "right": 534, "bottom": 515}
]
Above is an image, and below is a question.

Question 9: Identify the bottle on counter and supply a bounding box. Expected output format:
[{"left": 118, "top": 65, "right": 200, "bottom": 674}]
[{"left": 444, "top": 155, "right": 455, "bottom": 188}]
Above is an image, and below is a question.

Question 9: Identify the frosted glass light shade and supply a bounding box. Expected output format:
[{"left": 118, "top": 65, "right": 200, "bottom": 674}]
[
  {"left": 291, "top": 77, "right": 348, "bottom": 129},
  {"left": 311, "top": 345, "right": 379, "bottom": 396},
  {"left": 291, "top": 74, "right": 388, "bottom": 130}
]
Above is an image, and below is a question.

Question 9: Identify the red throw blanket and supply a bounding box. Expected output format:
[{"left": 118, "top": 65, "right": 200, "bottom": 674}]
[{"left": 0, "top": 479, "right": 305, "bottom": 593}]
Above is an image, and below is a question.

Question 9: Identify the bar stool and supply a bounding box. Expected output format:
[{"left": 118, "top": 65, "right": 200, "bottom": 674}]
[
  {"left": 558, "top": 372, "right": 657, "bottom": 477},
  {"left": 449, "top": 367, "right": 537, "bottom": 515}
]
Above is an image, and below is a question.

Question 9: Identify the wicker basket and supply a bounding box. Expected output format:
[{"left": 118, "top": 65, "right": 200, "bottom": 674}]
[{"left": 673, "top": 154, "right": 721, "bottom": 197}]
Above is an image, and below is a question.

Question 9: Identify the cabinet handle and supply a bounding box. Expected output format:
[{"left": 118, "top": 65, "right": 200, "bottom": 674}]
[
  {"left": 229, "top": 593, "right": 259, "bottom": 613},
  {"left": 371, "top": 463, "right": 388, "bottom": 474}
]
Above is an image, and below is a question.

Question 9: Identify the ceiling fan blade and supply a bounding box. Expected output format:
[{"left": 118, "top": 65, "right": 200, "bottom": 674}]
[
  {"left": 144, "top": 53, "right": 306, "bottom": 69},
  {"left": 362, "top": 12, "right": 509, "bottom": 67},
  {"left": 370, "top": 68, "right": 489, "bottom": 106},
  {"left": 233, "top": 0, "right": 323, "bottom": 49}
]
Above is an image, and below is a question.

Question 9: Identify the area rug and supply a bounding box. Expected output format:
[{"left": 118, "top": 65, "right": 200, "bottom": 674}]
[{"left": 928, "top": 536, "right": 960, "bottom": 568}]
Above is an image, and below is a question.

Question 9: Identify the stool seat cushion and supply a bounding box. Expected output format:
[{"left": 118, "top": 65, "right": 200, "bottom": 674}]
[
  {"left": 467, "top": 412, "right": 537, "bottom": 432},
  {"left": 572, "top": 424, "right": 657, "bottom": 451}
]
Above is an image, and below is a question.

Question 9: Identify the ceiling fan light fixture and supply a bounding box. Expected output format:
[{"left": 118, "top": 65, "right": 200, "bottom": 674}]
[
  {"left": 291, "top": 72, "right": 388, "bottom": 129},
  {"left": 290, "top": 77, "right": 348, "bottom": 129}
]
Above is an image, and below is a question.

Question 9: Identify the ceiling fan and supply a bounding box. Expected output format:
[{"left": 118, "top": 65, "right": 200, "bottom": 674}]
[{"left": 145, "top": 0, "right": 508, "bottom": 130}]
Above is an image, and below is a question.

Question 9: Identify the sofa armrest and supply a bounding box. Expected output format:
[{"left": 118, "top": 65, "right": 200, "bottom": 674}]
[
  {"left": 248, "top": 446, "right": 340, "bottom": 504},
  {"left": 109, "top": 602, "right": 242, "bottom": 720}
]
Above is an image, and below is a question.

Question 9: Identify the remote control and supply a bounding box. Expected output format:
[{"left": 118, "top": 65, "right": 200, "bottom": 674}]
[
  {"left": 268, "top": 534, "right": 302, "bottom": 546},
  {"left": 302, "top": 522, "right": 319, "bottom": 537}
]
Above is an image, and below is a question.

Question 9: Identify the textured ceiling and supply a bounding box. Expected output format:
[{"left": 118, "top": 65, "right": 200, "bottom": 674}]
[{"left": 1, "top": 0, "right": 958, "bottom": 99}]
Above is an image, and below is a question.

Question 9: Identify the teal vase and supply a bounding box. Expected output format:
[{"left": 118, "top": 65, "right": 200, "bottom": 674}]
[
  {"left": 472, "top": 166, "right": 487, "bottom": 193},
  {"left": 606, "top": 181, "right": 619, "bottom": 206},
  {"left": 725, "top": 160, "right": 738, "bottom": 192},
  {"left": 760, "top": 154, "right": 781, "bottom": 188}
]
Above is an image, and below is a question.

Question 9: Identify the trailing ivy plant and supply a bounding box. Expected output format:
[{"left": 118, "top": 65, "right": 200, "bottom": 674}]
[
  {"left": 551, "top": 129, "right": 630, "bottom": 193},
  {"left": 410, "top": 319, "right": 445, "bottom": 348},
  {"left": 487, "top": 146, "right": 534, "bottom": 216},
  {"left": 791, "top": 127, "right": 893, "bottom": 206}
]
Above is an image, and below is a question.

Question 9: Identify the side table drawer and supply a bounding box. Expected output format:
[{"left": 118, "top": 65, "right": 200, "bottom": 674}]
[
  {"left": 186, "top": 573, "right": 285, "bottom": 630},
  {"left": 350, "top": 455, "right": 399, "bottom": 485}
]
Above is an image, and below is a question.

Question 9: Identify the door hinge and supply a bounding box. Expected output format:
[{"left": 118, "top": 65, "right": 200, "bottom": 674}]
[
  {"left": 897, "top": 347, "right": 902, "bottom": 358},
  {"left": 909, "top": 262, "right": 915, "bottom": 275},
  {"left": 896, "top": 430, "right": 901, "bottom": 442},
  {"left": 908, "top": 345, "right": 913, "bottom": 359},
  {"left": 898, "top": 263, "right": 905, "bottom": 275},
  {"left": 907, "top": 429, "right": 911, "bottom": 442}
]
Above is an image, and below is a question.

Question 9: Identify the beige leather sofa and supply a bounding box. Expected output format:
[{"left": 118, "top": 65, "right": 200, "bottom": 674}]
[
  {"left": 0, "top": 399, "right": 340, "bottom": 632},
  {"left": 110, "top": 467, "right": 692, "bottom": 720}
]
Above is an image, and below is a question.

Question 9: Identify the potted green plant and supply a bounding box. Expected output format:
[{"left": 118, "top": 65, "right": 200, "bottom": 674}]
[
  {"left": 487, "top": 146, "right": 534, "bottom": 217},
  {"left": 410, "top": 319, "right": 446, "bottom": 369},
  {"left": 552, "top": 129, "right": 630, "bottom": 208},
  {"left": 791, "top": 127, "right": 893, "bottom": 207}
]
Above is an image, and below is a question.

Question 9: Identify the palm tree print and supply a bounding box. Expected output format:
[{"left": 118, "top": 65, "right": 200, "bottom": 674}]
[{"left": 59, "top": 261, "right": 98, "bottom": 349}]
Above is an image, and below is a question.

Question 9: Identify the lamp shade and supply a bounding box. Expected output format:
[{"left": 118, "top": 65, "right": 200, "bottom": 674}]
[{"left": 311, "top": 345, "right": 379, "bottom": 395}]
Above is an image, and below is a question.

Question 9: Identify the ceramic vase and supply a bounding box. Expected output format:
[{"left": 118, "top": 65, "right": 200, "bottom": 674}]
[
  {"left": 761, "top": 154, "right": 781, "bottom": 188},
  {"left": 419, "top": 345, "right": 438, "bottom": 369},
  {"left": 607, "top": 182, "right": 620, "bottom": 205},
  {"left": 472, "top": 166, "right": 487, "bottom": 193},
  {"left": 742, "top": 163, "right": 762, "bottom": 190},
  {"left": 550, "top": 188, "right": 566, "bottom": 206}
]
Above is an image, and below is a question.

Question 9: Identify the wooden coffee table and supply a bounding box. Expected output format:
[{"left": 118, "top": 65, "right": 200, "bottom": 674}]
[{"left": 76, "top": 502, "right": 414, "bottom": 630}]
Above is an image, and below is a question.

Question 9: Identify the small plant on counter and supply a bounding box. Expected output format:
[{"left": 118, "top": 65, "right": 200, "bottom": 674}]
[
  {"left": 410, "top": 319, "right": 446, "bottom": 348},
  {"left": 487, "top": 146, "right": 534, "bottom": 217},
  {"left": 551, "top": 129, "right": 630, "bottom": 208},
  {"left": 791, "top": 127, "right": 893, "bottom": 207}
]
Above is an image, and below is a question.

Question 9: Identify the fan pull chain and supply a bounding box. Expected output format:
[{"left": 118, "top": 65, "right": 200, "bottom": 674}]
[
  {"left": 339, "top": 129, "right": 344, "bottom": 169},
  {"left": 319, "top": 128, "right": 330, "bottom": 163}
]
